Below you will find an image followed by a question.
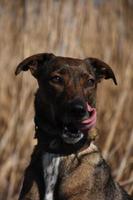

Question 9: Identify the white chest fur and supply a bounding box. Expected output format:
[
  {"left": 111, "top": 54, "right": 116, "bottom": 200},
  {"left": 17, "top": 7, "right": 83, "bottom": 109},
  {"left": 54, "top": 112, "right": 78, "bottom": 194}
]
[{"left": 42, "top": 153, "right": 60, "bottom": 200}]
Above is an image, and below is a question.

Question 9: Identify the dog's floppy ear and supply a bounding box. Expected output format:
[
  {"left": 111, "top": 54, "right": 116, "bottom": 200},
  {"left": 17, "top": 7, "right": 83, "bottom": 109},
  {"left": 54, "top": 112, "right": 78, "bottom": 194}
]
[
  {"left": 15, "top": 53, "right": 55, "bottom": 78},
  {"left": 85, "top": 58, "right": 117, "bottom": 85}
]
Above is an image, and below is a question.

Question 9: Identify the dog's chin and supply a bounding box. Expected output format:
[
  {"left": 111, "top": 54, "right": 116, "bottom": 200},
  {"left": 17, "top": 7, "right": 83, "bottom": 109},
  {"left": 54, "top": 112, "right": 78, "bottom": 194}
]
[{"left": 62, "top": 126, "right": 84, "bottom": 144}]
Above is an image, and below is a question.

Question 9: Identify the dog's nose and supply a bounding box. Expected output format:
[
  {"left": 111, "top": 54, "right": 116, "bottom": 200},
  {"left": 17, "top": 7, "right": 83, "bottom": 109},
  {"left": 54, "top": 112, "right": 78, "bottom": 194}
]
[{"left": 71, "top": 104, "right": 86, "bottom": 118}]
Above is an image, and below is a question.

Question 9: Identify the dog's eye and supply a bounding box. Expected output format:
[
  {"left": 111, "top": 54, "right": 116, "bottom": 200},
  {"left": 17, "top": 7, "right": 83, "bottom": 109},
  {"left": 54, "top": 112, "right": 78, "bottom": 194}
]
[
  {"left": 87, "top": 78, "right": 95, "bottom": 87},
  {"left": 50, "top": 75, "right": 64, "bottom": 84}
]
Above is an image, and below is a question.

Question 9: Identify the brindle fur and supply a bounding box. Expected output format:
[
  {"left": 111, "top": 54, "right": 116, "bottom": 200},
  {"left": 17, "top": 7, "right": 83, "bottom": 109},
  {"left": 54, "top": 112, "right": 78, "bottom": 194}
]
[{"left": 16, "top": 53, "right": 132, "bottom": 200}]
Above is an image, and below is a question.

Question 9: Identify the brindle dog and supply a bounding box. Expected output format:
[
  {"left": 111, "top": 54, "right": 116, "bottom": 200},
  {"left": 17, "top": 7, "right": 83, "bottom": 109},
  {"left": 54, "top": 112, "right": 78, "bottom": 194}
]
[{"left": 15, "top": 53, "right": 132, "bottom": 200}]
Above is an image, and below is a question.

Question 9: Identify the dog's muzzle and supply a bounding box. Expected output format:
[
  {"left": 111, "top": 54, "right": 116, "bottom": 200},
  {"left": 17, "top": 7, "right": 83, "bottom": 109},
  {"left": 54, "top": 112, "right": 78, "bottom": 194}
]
[{"left": 62, "top": 103, "right": 97, "bottom": 144}]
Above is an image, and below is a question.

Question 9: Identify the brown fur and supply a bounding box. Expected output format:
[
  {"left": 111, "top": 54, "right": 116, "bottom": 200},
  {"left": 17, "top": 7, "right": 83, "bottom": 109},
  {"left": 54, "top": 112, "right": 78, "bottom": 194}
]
[{"left": 16, "top": 53, "right": 132, "bottom": 200}]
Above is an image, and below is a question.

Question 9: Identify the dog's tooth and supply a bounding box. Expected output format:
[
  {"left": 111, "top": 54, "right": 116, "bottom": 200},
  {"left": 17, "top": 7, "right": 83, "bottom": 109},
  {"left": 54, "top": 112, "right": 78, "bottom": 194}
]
[
  {"left": 64, "top": 126, "right": 68, "bottom": 131},
  {"left": 78, "top": 130, "right": 81, "bottom": 134}
]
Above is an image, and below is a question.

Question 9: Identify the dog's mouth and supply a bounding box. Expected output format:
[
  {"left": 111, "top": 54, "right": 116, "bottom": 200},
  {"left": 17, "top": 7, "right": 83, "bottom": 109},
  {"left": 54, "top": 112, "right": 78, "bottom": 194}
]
[
  {"left": 62, "top": 103, "right": 97, "bottom": 144},
  {"left": 62, "top": 124, "right": 84, "bottom": 144}
]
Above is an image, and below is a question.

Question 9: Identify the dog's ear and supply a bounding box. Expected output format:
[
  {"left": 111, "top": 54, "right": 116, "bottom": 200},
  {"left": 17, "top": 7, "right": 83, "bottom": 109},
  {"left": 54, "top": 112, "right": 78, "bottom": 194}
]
[
  {"left": 15, "top": 53, "right": 55, "bottom": 78},
  {"left": 85, "top": 58, "right": 117, "bottom": 85}
]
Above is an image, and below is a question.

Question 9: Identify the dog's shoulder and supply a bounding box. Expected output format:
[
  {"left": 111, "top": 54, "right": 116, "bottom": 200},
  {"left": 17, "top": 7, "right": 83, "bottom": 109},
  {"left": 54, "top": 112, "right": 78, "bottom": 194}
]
[
  {"left": 58, "top": 144, "right": 132, "bottom": 200},
  {"left": 18, "top": 146, "right": 45, "bottom": 200}
]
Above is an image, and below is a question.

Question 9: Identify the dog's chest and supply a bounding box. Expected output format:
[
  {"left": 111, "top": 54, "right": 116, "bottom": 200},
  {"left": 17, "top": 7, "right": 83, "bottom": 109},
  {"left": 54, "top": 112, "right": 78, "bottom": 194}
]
[{"left": 42, "top": 153, "right": 60, "bottom": 200}]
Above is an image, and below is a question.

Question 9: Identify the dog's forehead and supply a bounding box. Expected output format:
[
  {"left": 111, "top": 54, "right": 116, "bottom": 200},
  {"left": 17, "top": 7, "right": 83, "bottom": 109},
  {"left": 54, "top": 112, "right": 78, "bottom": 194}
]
[
  {"left": 51, "top": 56, "right": 82, "bottom": 67},
  {"left": 49, "top": 56, "right": 92, "bottom": 74}
]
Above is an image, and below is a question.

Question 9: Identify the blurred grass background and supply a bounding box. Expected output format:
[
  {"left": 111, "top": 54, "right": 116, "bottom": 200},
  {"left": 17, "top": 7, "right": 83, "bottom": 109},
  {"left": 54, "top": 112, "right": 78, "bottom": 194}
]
[{"left": 0, "top": 0, "right": 133, "bottom": 199}]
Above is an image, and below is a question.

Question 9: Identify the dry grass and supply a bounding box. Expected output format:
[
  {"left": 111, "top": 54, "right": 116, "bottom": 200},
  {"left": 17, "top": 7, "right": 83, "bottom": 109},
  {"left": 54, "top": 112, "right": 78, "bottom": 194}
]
[{"left": 0, "top": 0, "right": 133, "bottom": 199}]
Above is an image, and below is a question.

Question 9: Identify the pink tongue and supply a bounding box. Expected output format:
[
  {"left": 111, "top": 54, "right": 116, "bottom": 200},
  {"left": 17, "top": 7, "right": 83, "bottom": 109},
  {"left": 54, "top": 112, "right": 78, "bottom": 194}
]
[{"left": 80, "top": 103, "right": 97, "bottom": 132}]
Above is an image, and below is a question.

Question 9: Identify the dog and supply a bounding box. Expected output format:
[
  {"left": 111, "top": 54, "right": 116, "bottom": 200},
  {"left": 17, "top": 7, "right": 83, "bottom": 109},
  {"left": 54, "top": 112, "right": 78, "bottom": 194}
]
[{"left": 15, "top": 53, "right": 133, "bottom": 200}]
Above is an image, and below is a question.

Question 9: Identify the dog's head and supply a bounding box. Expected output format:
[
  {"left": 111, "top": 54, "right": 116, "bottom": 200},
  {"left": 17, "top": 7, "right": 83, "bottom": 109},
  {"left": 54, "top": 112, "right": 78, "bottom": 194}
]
[{"left": 16, "top": 53, "right": 117, "bottom": 144}]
